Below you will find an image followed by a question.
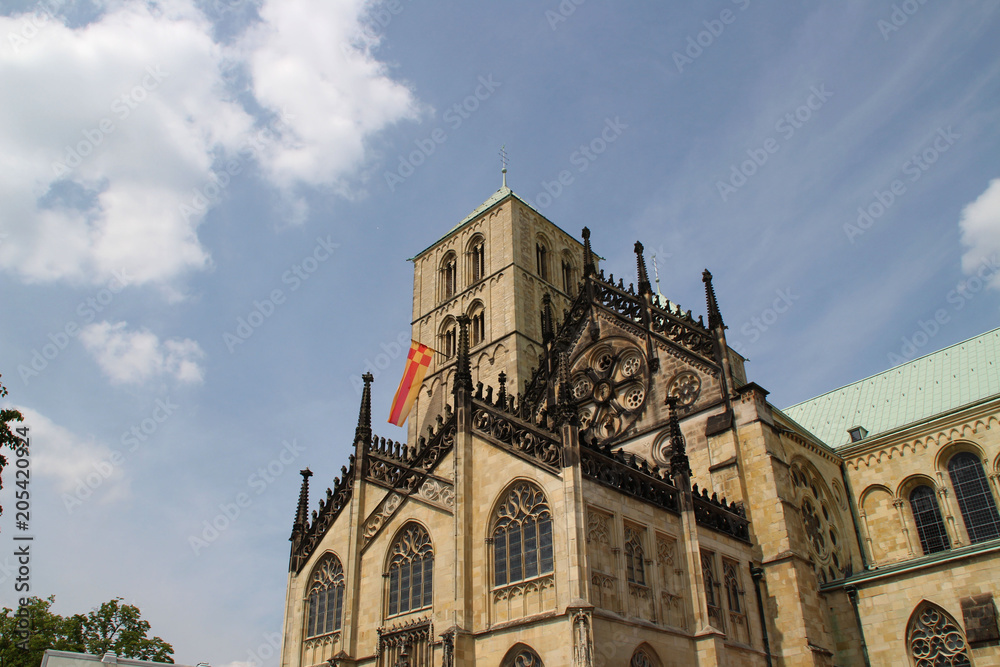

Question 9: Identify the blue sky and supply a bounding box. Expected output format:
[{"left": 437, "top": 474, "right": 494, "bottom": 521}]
[{"left": 1, "top": 0, "right": 999, "bottom": 664}]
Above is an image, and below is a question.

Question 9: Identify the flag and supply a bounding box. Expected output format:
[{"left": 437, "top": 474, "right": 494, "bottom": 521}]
[{"left": 388, "top": 342, "right": 433, "bottom": 426}]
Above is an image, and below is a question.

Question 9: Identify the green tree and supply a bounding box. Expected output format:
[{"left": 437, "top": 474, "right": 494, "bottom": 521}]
[
  {"left": 0, "top": 373, "right": 27, "bottom": 518},
  {"left": 0, "top": 597, "right": 174, "bottom": 667},
  {"left": 0, "top": 596, "right": 82, "bottom": 667},
  {"left": 70, "top": 598, "right": 174, "bottom": 662}
]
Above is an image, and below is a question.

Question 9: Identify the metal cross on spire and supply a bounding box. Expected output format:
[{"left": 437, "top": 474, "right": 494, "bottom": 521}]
[{"left": 499, "top": 145, "right": 508, "bottom": 188}]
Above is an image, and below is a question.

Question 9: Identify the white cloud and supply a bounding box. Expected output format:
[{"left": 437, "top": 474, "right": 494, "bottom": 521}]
[
  {"left": 9, "top": 405, "right": 128, "bottom": 503},
  {"left": 959, "top": 178, "right": 1000, "bottom": 290},
  {"left": 79, "top": 320, "right": 206, "bottom": 384},
  {"left": 240, "top": 0, "right": 420, "bottom": 191},
  {"left": 0, "top": 0, "right": 418, "bottom": 289}
]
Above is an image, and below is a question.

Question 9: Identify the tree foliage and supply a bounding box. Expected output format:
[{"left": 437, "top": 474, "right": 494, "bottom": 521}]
[
  {"left": 0, "top": 596, "right": 174, "bottom": 667},
  {"left": 0, "top": 373, "right": 27, "bottom": 516}
]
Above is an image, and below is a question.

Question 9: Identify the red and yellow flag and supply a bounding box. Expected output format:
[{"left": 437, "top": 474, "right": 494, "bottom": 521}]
[{"left": 388, "top": 342, "right": 433, "bottom": 426}]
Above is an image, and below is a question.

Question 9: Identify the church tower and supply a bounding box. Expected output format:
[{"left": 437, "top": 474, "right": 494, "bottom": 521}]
[{"left": 405, "top": 185, "right": 595, "bottom": 445}]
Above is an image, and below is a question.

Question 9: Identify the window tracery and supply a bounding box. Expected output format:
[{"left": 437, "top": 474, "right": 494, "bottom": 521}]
[
  {"left": 570, "top": 341, "right": 650, "bottom": 441},
  {"left": 624, "top": 525, "right": 646, "bottom": 586},
  {"left": 501, "top": 645, "right": 543, "bottom": 667},
  {"left": 790, "top": 460, "right": 849, "bottom": 582},
  {"left": 387, "top": 523, "right": 434, "bottom": 617},
  {"left": 492, "top": 483, "right": 554, "bottom": 587},
  {"left": 630, "top": 649, "right": 655, "bottom": 667},
  {"left": 306, "top": 553, "right": 345, "bottom": 638},
  {"left": 907, "top": 602, "right": 971, "bottom": 667}
]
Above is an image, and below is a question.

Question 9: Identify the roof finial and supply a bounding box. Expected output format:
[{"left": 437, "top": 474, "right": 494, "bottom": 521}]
[
  {"left": 354, "top": 372, "right": 374, "bottom": 447},
  {"left": 634, "top": 241, "right": 652, "bottom": 296},
  {"left": 500, "top": 145, "right": 508, "bottom": 188},
  {"left": 703, "top": 269, "right": 724, "bottom": 330},
  {"left": 582, "top": 227, "right": 595, "bottom": 277}
]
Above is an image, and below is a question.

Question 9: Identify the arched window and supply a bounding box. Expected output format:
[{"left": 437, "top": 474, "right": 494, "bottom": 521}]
[
  {"left": 624, "top": 525, "right": 646, "bottom": 586},
  {"left": 501, "top": 644, "right": 543, "bottom": 667},
  {"left": 469, "top": 237, "right": 485, "bottom": 283},
  {"left": 535, "top": 242, "right": 548, "bottom": 281},
  {"left": 907, "top": 602, "right": 971, "bottom": 666},
  {"left": 909, "top": 485, "right": 951, "bottom": 554},
  {"left": 440, "top": 252, "right": 457, "bottom": 301},
  {"left": 701, "top": 550, "right": 724, "bottom": 631},
  {"left": 561, "top": 256, "right": 575, "bottom": 293},
  {"left": 948, "top": 452, "right": 1000, "bottom": 543},
  {"left": 440, "top": 318, "right": 457, "bottom": 358},
  {"left": 630, "top": 649, "right": 657, "bottom": 667},
  {"left": 468, "top": 302, "right": 485, "bottom": 347},
  {"left": 387, "top": 523, "right": 434, "bottom": 617},
  {"left": 492, "top": 482, "right": 554, "bottom": 587},
  {"left": 306, "top": 553, "right": 345, "bottom": 638}
]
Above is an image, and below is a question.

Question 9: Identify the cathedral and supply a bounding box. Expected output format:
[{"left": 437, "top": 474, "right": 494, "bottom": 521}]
[{"left": 277, "top": 184, "right": 1000, "bottom": 666}]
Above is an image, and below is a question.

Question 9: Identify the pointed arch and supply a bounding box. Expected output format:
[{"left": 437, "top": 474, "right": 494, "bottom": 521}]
[
  {"left": 439, "top": 316, "right": 457, "bottom": 359},
  {"left": 906, "top": 601, "right": 971, "bottom": 666},
  {"left": 490, "top": 480, "right": 554, "bottom": 587},
  {"left": 385, "top": 521, "right": 434, "bottom": 617},
  {"left": 500, "top": 643, "right": 544, "bottom": 667},
  {"left": 305, "top": 552, "right": 345, "bottom": 638},
  {"left": 629, "top": 643, "right": 662, "bottom": 667}
]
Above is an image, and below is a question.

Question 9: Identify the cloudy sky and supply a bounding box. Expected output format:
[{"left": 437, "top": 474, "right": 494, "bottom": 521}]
[{"left": 1, "top": 0, "right": 999, "bottom": 664}]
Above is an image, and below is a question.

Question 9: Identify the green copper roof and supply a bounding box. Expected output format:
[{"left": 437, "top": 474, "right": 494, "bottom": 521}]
[{"left": 782, "top": 328, "right": 1000, "bottom": 449}]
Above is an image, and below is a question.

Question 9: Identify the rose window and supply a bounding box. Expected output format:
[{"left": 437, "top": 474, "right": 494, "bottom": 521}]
[
  {"left": 666, "top": 371, "right": 701, "bottom": 407},
  {"left": 791, "top": 461, "right": 849, "bottom": 583},
  {"left": 568, "top": 342, "right": 650, "bottom": 441}
]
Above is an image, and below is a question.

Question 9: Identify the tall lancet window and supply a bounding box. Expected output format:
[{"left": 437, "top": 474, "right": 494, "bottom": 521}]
[
  {"left": 387, "top": 523, "right": 434, "bottom": 617},
  {"left": 306, "top": 553, "right": 345, "bottom": 638},
  {"left": 492, "top": 482, "right": 554, "bottom": 587}
]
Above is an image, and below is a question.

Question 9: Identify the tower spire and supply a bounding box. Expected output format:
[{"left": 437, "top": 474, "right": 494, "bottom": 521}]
[
  {"left": 634, "top": 241, "right": 652, "bottom": 296},
  {"left": 703, "top": 269, "right": 724, "bottom": 330}
]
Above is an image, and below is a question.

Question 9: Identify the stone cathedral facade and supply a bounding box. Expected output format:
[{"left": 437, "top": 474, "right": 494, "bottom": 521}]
[{"left": 278, "top": 186, "right": 1000, "bottom": 666}]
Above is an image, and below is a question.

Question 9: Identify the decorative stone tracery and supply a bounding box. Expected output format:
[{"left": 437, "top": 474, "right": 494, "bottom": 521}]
[{"left": 907, "top": 602, "right": 971, "bottom": 667}]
